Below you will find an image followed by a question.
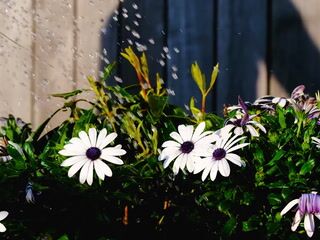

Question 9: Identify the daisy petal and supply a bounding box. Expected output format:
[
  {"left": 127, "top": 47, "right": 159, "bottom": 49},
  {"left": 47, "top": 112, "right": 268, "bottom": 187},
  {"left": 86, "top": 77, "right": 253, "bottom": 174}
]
[
  {"left": 79, "top": 131, "right": 92, "bottom": 148},
  {"left": 100, "top": 155, "right": 124, "bottom": 165},
  {"left": 210, "top": 162, "right": 218, "bottom": 181},
  {"left": 170, "top": 132, "right": 183, "bottom": 144},
  {"left": 291, "top": 210, "right": 302, "bottom": 231},
  {"left": 201, "top": 162, "right": 214, "bottom": 181},
  {"left": 179, "top": 154, "right": 188, "bottom": 171},
  {"left": 99, "top": 132, "right": 118, "bottom": 149},
  {"left": 86, "top": 162, "right": 94, "bottom": 185},
  {"left": 280, "top": 199, "right": 299, "bottom": 216},
  {"left": 178, "top": 125, "right": 193, "bottom": 141},
  {"left": 218, "top": 159, "right": 230, "bottom": 177},
  {"left": 192, "top": 122, "right": 205, "bottom": 142},
  {"left": 304, "top": 213, "right": 315, "bottom": 237},
  {"left": 173, "top": 154, "right": 184, "bottom": 175},
  {"left": 227, "top": 143, "right": 250, "bottom": 153},
  {"left": 162, "top": 140, "right": 181, "bottom": 148},
  {"left": 94, "top": 161, "right": 105, "bottom": 180},
  {"left": 0, "top": 223, "right": 6, "bottom": 232},
  {"left": 162, "top": 151, "right": 181, "bottom": 168},
  {"left": 194, "top": 157, "right": 211, "bottom": 174},
  {"left": 246, "top": 125, "right": 259, "bottom": 137},
  {"left": 79, "top": 160, "right": 91, "bottom": 184},
  {"left": 225, "top": 153, "right": 243, "bottom": 167},
  {"left": 95, "top": 159, "right": 112, "bottom": 177},
  {"left": 61, "top": 156, "right": 86, "bottom": 167},
  {"left": 68, "top": 159, "right": 88, "bottom": 178},
  {"left": 88, "top": 128, "right": 97, "bottom": 147},
  {"left": 96, "top": 128, "right": 107, "bottom": 148},
  {"left": 101, "top": 147, "right": 126, "bottom": 157},
  {"left": 0, "top": 211, "right": 8, "bottom": 221}
]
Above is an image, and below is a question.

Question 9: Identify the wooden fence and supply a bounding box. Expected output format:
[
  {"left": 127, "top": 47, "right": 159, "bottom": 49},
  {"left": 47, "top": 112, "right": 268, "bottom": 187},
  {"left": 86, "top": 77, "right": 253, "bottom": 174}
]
[{"left": 1, "top": 0, "right": 320, "bottom": 128}]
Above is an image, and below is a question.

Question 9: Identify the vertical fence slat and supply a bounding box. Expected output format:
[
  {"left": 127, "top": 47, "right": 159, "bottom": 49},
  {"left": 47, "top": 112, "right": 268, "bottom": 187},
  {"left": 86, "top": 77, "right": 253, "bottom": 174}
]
[
  {"left": 76, "top": 0, "right": 118, "bottom": 88},
  {"left": 217, "top": 0, "right": 268, "bottom": 112},
  {"left": 0, "top": 1, "right": 32, "bottom": 122},
  {"left": 271, "top": 0, "right": 320, "bottom": 97},
  {"left": 33, "top": 0, "right": 74, "bottom": 128},
  {"left": 167, "top": 0, "right": 215, "bottom": 112}
]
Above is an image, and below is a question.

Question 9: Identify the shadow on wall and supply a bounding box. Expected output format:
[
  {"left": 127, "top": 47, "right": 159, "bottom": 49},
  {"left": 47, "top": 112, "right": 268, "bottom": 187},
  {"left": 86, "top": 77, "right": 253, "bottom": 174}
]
[
  {"left": 272, "top": 0, "right": 320, "bottom": 94},
  {"left": 100, "top": 0, "right": 320, "bottom": 112}
]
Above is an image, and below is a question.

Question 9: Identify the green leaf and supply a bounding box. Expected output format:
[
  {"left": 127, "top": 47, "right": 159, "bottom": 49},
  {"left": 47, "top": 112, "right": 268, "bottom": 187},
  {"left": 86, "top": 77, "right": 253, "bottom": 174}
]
[
  {"left": 278, "top": 108, "right": 286, "bottom": 129},
  {"left": 206, "top": 63, "right": 219, "bottom": 95},
  {"left": 223, "top": 216, "right": 237, "bottom": 236},
  {"left": 299, "top": 159, "right": 315, "bottom": 175},
  {"left": 191, "top": 62, "right": 206, "bottom": 94},
  {"left": 57, "top": 234, "right": 69, "bottom": 240},
  {"left": 51, "top": 89, "right": 86, "bottom": 100},
  {"left": 268, "top": 193, "right": 282, "bottom": 206},
  {"left": 148, "top": 95, "right": 168, "bottom": 118},
  {"left": 242, "top": 216, "right": 259, "bottom": 232},
  {"left": 102, "top": 62, "right": 116, "bottom": 82}
]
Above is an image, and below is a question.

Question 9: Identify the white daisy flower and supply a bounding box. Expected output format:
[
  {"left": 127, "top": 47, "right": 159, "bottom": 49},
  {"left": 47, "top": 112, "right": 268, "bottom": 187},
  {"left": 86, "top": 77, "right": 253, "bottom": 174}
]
[
  {"left": 281, "top": 192, "right": 320, "bottom": 238},
  {"left": 0, "top": 211, "right": 8, "bottom": 232},
  {"left": 159, "top": 122, "right": 214, "bottom": 175},
  {"left": 59, "top": 128, "right": 126, "bottom": 185},
  {"left": 312, "top": 137, "right": 320, "bottom": 148},
  {"left": 226, "top": 97, "right": 266, "bottom": 137},
  {"left": 194, "top": 128, "right": 249, "bottom": 181}
]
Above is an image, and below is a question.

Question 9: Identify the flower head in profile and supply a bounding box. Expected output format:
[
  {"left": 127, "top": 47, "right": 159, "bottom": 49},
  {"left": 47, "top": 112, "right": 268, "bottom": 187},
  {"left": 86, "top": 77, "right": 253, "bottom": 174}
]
[
  {"left": 25, "top": 182, "right": 35, "bottom": 204},
  {"left": 159, "top": 122, "right": 213, "bottom": 175},
  {"left": 281, "top": 192, "right": 320, "bottom": 238},
  {"left": 0, "top": 211, "right": 8, "bottom": 232},
  {"left": 194, "top": 127, "right": 249, "bottom": 181},
  {"left": 59, "top": 128, "right": 126, "bottom": 185},
  {"left": 226, "top": 96, "right": 266, "bottom": 137}
]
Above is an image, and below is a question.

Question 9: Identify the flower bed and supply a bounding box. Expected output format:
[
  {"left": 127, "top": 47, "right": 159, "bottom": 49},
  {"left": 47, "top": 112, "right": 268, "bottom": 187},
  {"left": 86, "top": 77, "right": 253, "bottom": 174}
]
[{"left": 1, "top": 47, "right": 320, "bottom": 239}]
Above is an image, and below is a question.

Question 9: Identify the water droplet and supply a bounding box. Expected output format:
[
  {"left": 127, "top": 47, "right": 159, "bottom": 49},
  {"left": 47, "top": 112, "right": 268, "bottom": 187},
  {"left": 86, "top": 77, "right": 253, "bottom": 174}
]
[
  {"left": 163, "top": 47, "right": 169, "bottom": 53},
  {"left": 148, "top": 38, "right": 155, "bottom": 44},
  {"left": 114, "top": 76, "right": 123, "bottom": 83},
  {"left": 131, "top": 30, "right": 140, "bottom": 39},
  {"left": 135, "top": 13, "right": 142, "bottom": 19},
  {"left": 171, "top": 66, "right": 178, "bottom": 72},
  {"left": 174, "top": 47, "right": 180, "bottom": 53},
  {"left": 100, "top": 27, "right": 107, "bottom": 34},
  {"left": 113, "top": 16, "right": 118, "bottom": 21},
  {"left": 172, "top": 73, "right": 178, "bottom": 79},
  {"left": 122, "top": 8, "right": 128, "bottom": 13},
  {"left": 103, "top": 48, "right": 107, "bottom": 56},
  {"left": 166, "top": 54, "right": 171, "bottom": 60},
  {"left": 133, "top": 20, "right": 139, "bottom": 26},
  {"left": 132, "top": 3, "right": 138, "bottom": 10},
  {"left": 127, "top": 39, "right": 133, "bottom": 45},
  {"left": 135, "top": 42, "right": 147, "bottom": 52},
  {"left": 125, "top": 25, "right": 131, "bottom": 31},
  {"left": 122, "top": 13, "right": 128, "bottom": 18},
  {"left": 159, "top": 59, "right": 165, "bottom": 66},
  {"left": 167, "top": 89, "right": 175, "bottom": 96}
]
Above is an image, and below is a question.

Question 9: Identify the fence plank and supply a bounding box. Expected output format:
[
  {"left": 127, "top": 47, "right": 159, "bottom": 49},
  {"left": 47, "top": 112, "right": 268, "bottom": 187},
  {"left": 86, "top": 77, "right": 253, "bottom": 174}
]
[
  {"left": 217, "top": 0, "right": 268, "bottom": 111},
  {"left": 32, "top": 0, "right": 75, "bottom": 128},
  {"left": 76, "top": 0, "right": 119, "bottom": 89},
  {"left": 271, "top": 0, "right": 320, "bottom": 97},
  {"left": 0, "top": 1, "right": 32, "bottom": 122},
  {"left": 167, "top": 0, "right": 215, "bottom": 112}
]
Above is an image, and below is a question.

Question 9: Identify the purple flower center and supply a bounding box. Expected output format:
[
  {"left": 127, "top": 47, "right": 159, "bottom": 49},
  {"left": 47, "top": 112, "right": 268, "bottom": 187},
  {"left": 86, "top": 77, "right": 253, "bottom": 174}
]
[
  {"left": 86, "top": 147, "right": 101, "bottom": 160},
  {"left": 299, "top": 193, "right": 320, "bottom": 214},
  {"left": 180, "top": 141, "right": 194, "bottom": 154},
  {"left": 233, "top": 119, "right": 242, "bottom": 127},
  {"left": 212, "top": 148, "right": 226, "bottom": 160}
]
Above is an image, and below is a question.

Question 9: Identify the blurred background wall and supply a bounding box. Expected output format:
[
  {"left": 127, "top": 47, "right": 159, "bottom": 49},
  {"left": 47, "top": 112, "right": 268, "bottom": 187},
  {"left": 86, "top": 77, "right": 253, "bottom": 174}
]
[{"left": 1, "top": 0, "right": 320, "bottom": 129}]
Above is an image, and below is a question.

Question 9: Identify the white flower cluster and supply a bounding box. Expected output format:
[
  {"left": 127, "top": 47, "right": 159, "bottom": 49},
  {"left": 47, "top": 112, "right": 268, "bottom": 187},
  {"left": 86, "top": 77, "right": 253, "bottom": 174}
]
[{"left": 159, "top": 122, "right": 250, "bottom": 181}]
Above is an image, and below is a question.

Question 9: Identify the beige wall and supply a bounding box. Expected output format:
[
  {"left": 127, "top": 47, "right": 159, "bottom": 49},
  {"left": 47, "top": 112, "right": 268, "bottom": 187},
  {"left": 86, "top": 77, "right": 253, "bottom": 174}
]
[{"left": 0, "top": 0, "right": 118, "bottom": 129}]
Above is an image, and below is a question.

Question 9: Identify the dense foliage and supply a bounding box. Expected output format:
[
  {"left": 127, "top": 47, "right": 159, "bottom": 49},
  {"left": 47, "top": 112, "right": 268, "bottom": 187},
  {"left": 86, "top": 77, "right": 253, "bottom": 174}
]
[{"left": 1, "top": 47, "right": 320, "bottom": 239}]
